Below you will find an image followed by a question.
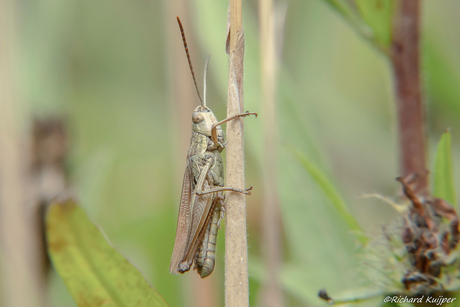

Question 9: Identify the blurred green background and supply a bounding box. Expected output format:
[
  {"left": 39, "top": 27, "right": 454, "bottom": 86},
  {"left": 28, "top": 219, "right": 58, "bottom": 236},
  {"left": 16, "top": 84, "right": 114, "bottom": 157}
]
[{"left": 2, "top": 0, "right": 460, "bottom": 306}]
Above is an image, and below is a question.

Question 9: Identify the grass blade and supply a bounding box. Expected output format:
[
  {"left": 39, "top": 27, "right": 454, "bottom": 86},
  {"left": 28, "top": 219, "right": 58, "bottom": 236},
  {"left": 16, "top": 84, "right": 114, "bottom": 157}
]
[{"left": 289, "top": 146, "right": 367, "bottom": 245}]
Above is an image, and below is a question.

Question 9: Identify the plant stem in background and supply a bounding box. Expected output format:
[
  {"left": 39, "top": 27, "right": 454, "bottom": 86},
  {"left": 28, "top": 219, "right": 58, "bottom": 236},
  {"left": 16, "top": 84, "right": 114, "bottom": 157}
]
[
  {"left": 0, "top": 1, "right": 44, "bottom": 306},
  {"left": 391, "top": 0, "right": 427, "bottom": 195},
  {"left": 258, "top": 0, "right": 284, "bottom": 306},
  {"left": 225, "top": 0, "right": 249, "bottom": 305}
]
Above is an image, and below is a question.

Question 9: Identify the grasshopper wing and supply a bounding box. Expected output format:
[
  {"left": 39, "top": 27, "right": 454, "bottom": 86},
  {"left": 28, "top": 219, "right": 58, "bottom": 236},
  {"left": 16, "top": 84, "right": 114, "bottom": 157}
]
[
  {"left": 169, "top": 160, "right": 193, "bottom": 274},
  {"left": 181, "top": 160, "right": 214, "bottom": 271}
]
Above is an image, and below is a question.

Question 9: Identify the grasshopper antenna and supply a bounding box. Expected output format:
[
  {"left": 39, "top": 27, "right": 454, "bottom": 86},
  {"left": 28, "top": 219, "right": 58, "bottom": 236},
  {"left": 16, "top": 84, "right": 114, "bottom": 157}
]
[
  {"left": 203, "top": 56, "right": 210, "bottom": 107},
  {"left": 176, "top": 16, "right": 203, "bottom": 104}
]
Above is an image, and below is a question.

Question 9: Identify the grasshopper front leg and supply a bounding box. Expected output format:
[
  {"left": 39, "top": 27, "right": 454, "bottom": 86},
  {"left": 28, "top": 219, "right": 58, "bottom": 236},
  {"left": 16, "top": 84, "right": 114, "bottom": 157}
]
[{"left": 211, "top": 111, "right": 258, "bottom": 146}]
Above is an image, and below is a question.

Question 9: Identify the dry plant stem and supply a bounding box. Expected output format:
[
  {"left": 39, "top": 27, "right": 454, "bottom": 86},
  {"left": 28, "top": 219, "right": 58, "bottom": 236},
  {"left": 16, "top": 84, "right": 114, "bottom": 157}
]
[
  {"left": 225, "top": 0, "right": 249, "bottom": 306},
  {"left": 391, "top": 0, "right": 427, "bottom": 196},
  {"left": 0, "top": 1, "right": 44, "bottom": 306},
  {"left": 258, "top": 0, "right": 284, "bottom": 306}
]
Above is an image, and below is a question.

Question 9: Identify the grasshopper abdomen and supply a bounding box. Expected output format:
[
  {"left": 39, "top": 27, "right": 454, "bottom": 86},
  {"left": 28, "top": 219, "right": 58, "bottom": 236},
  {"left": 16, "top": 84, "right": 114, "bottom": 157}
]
[{"left": 195, "top": 203, "right": 221, "bottom": 278}]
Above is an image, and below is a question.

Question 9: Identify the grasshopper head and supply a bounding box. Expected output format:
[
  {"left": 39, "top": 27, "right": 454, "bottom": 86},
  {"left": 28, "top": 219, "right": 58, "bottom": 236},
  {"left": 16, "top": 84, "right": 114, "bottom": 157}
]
[{"left": 192, "top": 105, "right": 223, "bottom": 140}]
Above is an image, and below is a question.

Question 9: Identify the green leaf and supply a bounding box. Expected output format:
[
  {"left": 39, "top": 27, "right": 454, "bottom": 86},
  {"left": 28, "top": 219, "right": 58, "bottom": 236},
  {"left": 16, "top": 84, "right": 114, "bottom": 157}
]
[
  {"left": 319, "top": 0, "right": 393, "bottom": 55},
  {"left": 434, "top": 131, "right": 457, "bottom": 206},
  {"left": 354, "top": 0, "right": 394, "bottom": 48},
  {"left": 46, "top": 198, "right": 168, "bottom": 307},
  {"left": 289, "top": 147, "right": 367, "bottom": 245},
  {"left": 322, "top": 0, "right": 360, "bottom": 23}
]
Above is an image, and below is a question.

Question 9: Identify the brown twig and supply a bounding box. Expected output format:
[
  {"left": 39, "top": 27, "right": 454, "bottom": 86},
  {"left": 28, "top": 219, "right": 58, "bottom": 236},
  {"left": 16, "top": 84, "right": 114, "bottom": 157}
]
[
  {"left": 258, "top": 0, "right": 284, "bottom": 306},
  {"left": 391, "top": 0, "right": 427, "bottom": 196},
  {"left": 225, "top": 0, "right": 249, "bottom": 306}
]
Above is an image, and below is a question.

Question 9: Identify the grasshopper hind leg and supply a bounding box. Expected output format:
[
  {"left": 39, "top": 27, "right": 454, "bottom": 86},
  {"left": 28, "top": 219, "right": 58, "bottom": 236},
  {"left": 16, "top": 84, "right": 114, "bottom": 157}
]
[
  {"left": 195, "top": 199, "right": 222, "bottom": 278},
  {"left": 217, "top": 193, "right": 225, "bottom": 229}
]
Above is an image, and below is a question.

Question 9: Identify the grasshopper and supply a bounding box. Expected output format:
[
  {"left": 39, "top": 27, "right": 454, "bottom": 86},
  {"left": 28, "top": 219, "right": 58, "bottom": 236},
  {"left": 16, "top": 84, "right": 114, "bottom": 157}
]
[{"left": 169, "top": 17, "right": 256, "bottom": 278}]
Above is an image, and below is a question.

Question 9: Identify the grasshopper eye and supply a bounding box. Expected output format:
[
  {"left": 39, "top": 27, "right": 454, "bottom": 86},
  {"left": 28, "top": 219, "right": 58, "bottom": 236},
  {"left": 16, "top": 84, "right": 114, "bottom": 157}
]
[{"left": 192, "top": 112, "right": 204, "bottom": 123}]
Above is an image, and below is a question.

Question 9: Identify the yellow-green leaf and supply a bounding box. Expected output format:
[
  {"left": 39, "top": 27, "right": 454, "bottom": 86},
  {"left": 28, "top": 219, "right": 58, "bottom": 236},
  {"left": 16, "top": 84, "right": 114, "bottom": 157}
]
[
  {"left": 46, "top": 197, "right": 168, "bottom": 307},
  {"left": 434, "top": 131, "right": 457, "bottom": 206}
]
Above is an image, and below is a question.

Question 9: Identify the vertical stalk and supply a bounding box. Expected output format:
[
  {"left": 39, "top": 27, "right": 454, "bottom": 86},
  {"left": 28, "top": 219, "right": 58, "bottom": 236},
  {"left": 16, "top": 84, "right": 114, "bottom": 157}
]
[
  {"left": 0, "top": 1, "right": 44, "bottom": 306},
  {"left": 225, "top": 0, "right": 249, "bottom": 306},
  {"left": 391, "top": 0, "right": 427, "bottom": 195},
  {"left": 258, "top": 0, "right": 284, "bottom": 306}
]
